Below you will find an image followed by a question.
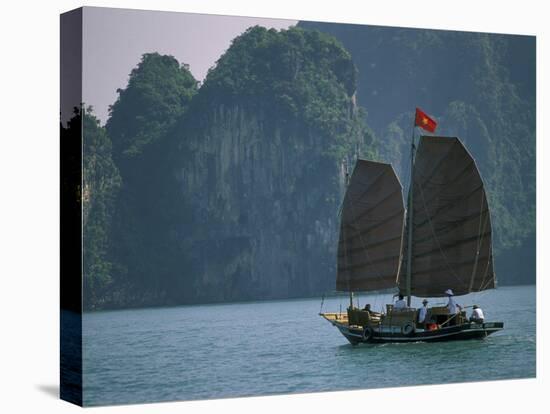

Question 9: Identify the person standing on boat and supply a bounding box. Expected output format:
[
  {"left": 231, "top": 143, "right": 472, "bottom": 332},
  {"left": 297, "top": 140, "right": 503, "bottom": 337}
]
[
  {"left": 444, "top": 289, "right": 460, "bottom": 313},
  {"left": 445, "top": 289, "right": 462, "bottom": 325},
  {"left": 469, "top": 305, "right": 485, "bottom": 323},
  {"left": 418, "top": 299, "right": 429, "bottom": 324},
  {"left": 394, "top": 293, "right": 407, "bottom": 310}
]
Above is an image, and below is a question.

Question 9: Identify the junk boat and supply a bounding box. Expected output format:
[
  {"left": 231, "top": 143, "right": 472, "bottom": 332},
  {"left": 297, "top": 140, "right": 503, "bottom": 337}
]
[{"left": 320, "top": 121, "right": 504, "bottom": 344}]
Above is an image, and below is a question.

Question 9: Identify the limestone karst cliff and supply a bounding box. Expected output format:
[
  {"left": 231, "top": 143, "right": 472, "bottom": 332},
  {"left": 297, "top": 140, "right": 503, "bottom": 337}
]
[{"left": 79, "top": 24, "right": 535, "bottom": 310}]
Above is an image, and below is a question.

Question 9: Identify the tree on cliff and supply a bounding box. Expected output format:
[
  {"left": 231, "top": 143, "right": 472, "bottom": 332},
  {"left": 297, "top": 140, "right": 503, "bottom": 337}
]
[
  {"left": 74, "top": 107, "right": 121, "bottom": 310},
  {"left": 106, "top": 52, "right": 198, "bottom": 171},
  {"left": 104, "top": 53, "right": 198, "bottom": 308},
  {"left": 197, "top": 26, "right": 371, "bottom": 161}
]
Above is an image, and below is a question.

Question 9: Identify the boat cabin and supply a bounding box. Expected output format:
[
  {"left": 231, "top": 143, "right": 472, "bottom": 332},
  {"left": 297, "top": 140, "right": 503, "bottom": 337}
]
[{"left": 346, "top": 305, "right": 468, "bottom": 331}]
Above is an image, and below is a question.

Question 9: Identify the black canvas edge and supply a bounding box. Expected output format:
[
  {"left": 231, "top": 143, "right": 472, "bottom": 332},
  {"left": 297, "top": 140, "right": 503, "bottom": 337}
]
[{"left": 60, "top": 7, "right": 83, "bottom": 407}]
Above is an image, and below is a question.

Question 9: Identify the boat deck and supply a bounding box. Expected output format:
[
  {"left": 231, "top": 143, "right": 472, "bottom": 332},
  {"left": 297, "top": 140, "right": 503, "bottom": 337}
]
[
  {"left": 320, "top": 312, "right": 503, "bottom": 344},
  {"left": 320, "top": 312, "right": 348, "bottom": 324}
]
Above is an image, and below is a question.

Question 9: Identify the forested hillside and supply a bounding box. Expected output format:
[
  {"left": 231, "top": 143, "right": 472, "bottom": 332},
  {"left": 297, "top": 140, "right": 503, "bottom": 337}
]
[
  {"left": 65, "top": 108, "right": 122, "bottom": 310},
  {"left": 299, "top": 22, "right": 536, "bottom": 286},
  {"left": 78, "top": 24, "right": 535, "bottom": 310},
  {"left": 105, "top": 53, "right": 198, "bottom": 308},
  {"left": 81, "top": 27, "right": 372, "bottom": 309}
]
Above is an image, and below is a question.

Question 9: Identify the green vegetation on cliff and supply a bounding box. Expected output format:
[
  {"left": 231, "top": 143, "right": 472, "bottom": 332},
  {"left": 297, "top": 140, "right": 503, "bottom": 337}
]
[
  {"left": 79, "top": 24, "right": 535, "bottom": 310},
  {"left": 106, "top": 52, "right": 198, "bottom": 167},
  {"left": 298, "top": 22, "right": 536, "bottom": 285},
  {"left": 82, "top": 27, "right": 374, "bottom": 309},
  {"left": 197, "top": 27, "right": 362, "bottom": 159},
  {"left": 172, "top": 26, "right": 373, "bottom": 304},
  {"left": 103, "top": 53, "right": 198, "bottom": 309},
  {"left": 76, "top": 108, "right": 121, "bottom": 310}
]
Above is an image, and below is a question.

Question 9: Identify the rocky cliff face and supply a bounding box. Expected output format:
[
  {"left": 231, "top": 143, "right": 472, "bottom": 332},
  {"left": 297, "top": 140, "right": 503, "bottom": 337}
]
[
  {"left": 176, "top": 106, "right": 343, "bottom": 302},
  {"left": 82, "top": 23, "right": 535, "bottom": 310},
  {"left": 87, "top": 26, "right": 374, "bottom": 309},
  {"left": 169, "top": 27, "right": 374, "bottom": 303}
]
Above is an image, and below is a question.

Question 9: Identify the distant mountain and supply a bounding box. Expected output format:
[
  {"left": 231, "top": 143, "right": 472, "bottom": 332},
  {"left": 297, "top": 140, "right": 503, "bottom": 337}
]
[
  {"left": 298, "top": 21, "right": 536, "bottom": 286},
  {"left": 80, "top": 23, "right": 535, "bottom": 310}
]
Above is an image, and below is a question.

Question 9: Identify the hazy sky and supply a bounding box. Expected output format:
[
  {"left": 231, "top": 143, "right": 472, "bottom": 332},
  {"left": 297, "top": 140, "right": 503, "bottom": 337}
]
[{"left": 82, "top": 7, "right": 297, "bottom": 124}]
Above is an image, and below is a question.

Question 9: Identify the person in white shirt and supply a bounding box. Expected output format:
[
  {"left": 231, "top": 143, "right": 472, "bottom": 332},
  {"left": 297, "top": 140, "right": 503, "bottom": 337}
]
[
  {"left": 469, "top": 305, "right": 485, "bottom": 323},
  {"left": 418, "top": 299, "right": 429, "bottom": 324},
  {"left": 444, "top": 289, "right": 461, "bottom": 325},
  {"left": 444, "top": 289, "right": 461, "bottom": 313},
  {"left": 394, "top": 293, "right": 407, "bottom": 310}
]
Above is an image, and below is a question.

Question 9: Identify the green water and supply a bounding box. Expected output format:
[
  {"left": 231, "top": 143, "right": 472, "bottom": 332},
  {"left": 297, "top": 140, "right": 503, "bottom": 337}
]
[{"left": 82, "top": 285, "right": 535, "bottom": 406}]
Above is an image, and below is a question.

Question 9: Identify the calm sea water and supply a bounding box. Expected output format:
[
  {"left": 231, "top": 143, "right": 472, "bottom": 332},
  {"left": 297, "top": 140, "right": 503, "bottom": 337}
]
[{"left": 82, "top": 285, "right": 535, "bottom": 406}]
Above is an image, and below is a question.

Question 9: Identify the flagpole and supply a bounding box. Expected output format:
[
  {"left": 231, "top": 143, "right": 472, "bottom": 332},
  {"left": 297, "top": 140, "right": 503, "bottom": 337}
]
[{"left": 406, "top": 114, "right": 416, "bottom": 307}]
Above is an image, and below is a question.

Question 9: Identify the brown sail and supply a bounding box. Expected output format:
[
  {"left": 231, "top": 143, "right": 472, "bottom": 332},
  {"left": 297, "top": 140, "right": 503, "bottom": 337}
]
[
  {"left": 399, "top": 136, "right": 495, "bottom": 297},
  {"left": 336, "top": 160, "right": 405, "bottom": 292}
]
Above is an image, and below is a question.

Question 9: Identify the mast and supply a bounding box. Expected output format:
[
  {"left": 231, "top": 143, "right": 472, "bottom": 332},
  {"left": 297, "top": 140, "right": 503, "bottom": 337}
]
[
  {"left": 344, "top": 158, "right": 353, "bottom": 309},
  {"left": 406, "top": 124, "right": 415, "bottom": 307}
]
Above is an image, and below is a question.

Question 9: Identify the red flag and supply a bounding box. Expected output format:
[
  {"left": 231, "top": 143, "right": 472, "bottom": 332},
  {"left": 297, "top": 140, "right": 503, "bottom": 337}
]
[{"left": 415, "top": 108, "right": 437, "bottom": 133}]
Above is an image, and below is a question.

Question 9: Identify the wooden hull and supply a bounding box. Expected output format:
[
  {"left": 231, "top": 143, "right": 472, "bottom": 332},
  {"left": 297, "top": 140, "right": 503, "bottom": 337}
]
[{"left": 321, "top": 313, "right": 503, "bottom": 345}]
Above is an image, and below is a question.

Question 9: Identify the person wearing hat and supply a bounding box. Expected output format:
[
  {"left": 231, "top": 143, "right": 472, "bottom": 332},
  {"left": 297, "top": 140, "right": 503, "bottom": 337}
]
[
  {"left": 445, "top": 289, "right": 462, "bottom": 325},
  {"left": 469, "top": 305, "right": 485, "bottom": 324},
  {"left": 444, "top": 289, "right": 461, "bottom": 314},
  {"left": 418, "top": 299, "right": 429, "bottom": 324}
]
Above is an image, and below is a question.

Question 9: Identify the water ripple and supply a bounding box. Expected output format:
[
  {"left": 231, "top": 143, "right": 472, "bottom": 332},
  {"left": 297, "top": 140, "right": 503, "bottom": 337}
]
[{"left": 82, "top": 285, "right": 535, "bottom": 406}]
